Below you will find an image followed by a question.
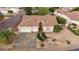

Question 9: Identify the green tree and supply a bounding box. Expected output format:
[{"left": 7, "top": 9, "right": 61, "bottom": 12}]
[
  {"left": 37, "top": 32, "right": 47, "bottom": 42},
  {"left": 37, "top": 7, "right": 49, "bottom": 15},
  {"left": 0, "top": 29, "right": 16, "bottom": 45},
  {"left": 56, "top": 16, "right": 66, "bottom": 24},
  {"left": 0, "top": 11, "right": 4, "bottom": 21},
  {"left": 53, "top": 25, "right": 62, "bottom": 32},
  {"left": 49, "top": 7, "right": 56, "bottom": 12},
  {"left": 24, "top": 7, "right": 32, "bottom": 15},
  {"left": 49, "top": 7, "right": 59, "bottom": 12}
]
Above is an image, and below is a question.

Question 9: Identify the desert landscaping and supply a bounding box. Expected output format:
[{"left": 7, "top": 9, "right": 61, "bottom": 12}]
[{"left": 0, "top": 7, "right": 79, "bottom": 51}]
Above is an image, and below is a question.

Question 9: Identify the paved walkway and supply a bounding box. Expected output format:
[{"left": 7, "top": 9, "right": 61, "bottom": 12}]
[{"left": 12, "top": 33, "right": 37, "bottom": 48}]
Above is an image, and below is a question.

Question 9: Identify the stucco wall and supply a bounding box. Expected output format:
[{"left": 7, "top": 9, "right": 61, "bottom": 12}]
[{"left": 18, "top": 26, "right": 53, "bottom": 33}]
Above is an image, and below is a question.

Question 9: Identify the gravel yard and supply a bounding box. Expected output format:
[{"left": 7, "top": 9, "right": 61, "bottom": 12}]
[{"left": 36, "top": 28, "right": 79, "bottom": 49}]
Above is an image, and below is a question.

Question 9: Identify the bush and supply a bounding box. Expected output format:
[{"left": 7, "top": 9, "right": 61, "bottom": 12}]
[
  {"left": 71, "top": 23, "right": 77, "bottom": 26},
  {"left": 49, "top": 7, "right": 56, "bottom": 12},
  {"left": 68, "top": 27, "right": 79, "bottom": 36},
  {"left": 66, "top": 40, "right": 71, "bottom": 44},
  {"left": 0, "top": 29, "right": 16, "bottom": 45},
  {"left": 40, "top": 43, "right": 44, "bottom": 47},
  {"left": 24, "top": 7, "right": 32, "bottom": 15},
  {"left": 53, "top": 25, "right": 62, "bottom": 32},
  {"left": 37, "top": 32, "right": 47, "bottom": 42},
  {"left": 8, "top": 10, "right": 13, "bottom": 14},
  {"left": 42, "top": 32, "right": 47, "bottom": 39},
  {"left": 49, "top": 7, "right": 59, "bottom": 12},
  {"left": 52, "top": 39, "right": 56, "bottom": 42},
  {"left": 71, "top": 7, "right": 79, "bottom": 11},
  {"left": 56, "top": 16, "right": 66, "bottom": 24},
  {"left": 37, "top": 32, "right": 44, "bottom": 41}
]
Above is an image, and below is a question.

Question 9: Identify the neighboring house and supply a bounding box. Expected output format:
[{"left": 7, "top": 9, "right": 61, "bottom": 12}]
[
  {"left": 57, "top": 7, "right": 74, "bottom": 13},
  {"left": 18, "top": 15, "right": 57, "bottom": 33},
  {"left": 0, "top": 14, "right": 23, "bottom": 31},
  {"left": 62, "top": 11, "right": 79, "bottom": 25},
  {"left": 54, "top": 11, "right": 79, "bottom": 26},
  {"left": 63, "top": 11, "right": 79, "bottom": 21},
  {"left": 0, "top": 7, "right": 20, "bottom": 16}
]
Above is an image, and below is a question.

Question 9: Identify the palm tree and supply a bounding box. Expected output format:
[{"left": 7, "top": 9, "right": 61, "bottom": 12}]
[{"left": 0, "top": 29, "right": 16, "bottom": 45}]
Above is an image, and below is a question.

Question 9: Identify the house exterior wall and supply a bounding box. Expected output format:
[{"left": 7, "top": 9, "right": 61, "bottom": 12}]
[
  {"left": 18, "top": 26, "right": 53, "bottom": 33},
  {"left": 18, "top": 26, "right": 38, "bottom": 32},
  {"left": 18, "top": 27, "right": 32, "bottom": 32},
  {"left": 32, "top": 26, "right": 38, "bottom": 32},
  {"left": 43, "top": 26, "right": 53, "bottom": 32}
]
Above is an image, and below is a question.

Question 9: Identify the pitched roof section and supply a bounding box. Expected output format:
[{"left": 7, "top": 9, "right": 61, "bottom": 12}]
[
  {"left": 63, "top": 11, "right": 79, "bottom": 21},
  {"left": 18, "top": 15, "right": 57, "bottom": 27}
]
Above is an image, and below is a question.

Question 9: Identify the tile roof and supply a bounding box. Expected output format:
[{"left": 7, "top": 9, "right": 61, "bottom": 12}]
[
  {"left": 18, "top": 15, "right": 57, "bottom": 27},
  {"left": 63, "top": 11, "right": 79, "bottom": 21}
]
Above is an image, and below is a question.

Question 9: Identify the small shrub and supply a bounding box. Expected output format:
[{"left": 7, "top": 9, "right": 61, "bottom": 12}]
[
  {"left": 37, "top": 32, "right": 45, "bottom": 41},
  {"left": 66, "top": 40, "right": 71, "bottom": 44},
  {"left": 0, "top": 29, "right": 16, "bottom": 45},
  {"left": 71, "top": 23, "right": 77, "bottom": 26},
  {"left": 42, "top": 32, "right": 47, "bottom": 39},
  {"left": 8, "top": 10, "right": 13, "bottom": 14},
  {"left": 71, "top": 7, "right": 79, "bottom": 11},
  {"left": 78, "top": 29, "right": 79, "bottom": 32},
  {"left": 52, "top": 39, "right": 56, "bottom": 42},
  {"left": 53, "top": 25, "right": 62, "bottom": 32},
  {"left": 37, "top": 32, "right": 47, "bottom": 42},
  {"left": 68, "top": 27, "right": 79, "bottom": 36},
  {"left": 40, "top": 43, "right": 44, "bottom": 47}
]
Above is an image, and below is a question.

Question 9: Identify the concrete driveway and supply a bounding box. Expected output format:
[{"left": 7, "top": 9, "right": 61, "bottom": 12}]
[{"left": 12, "top": 33, "right": 37, "bottom": 48}]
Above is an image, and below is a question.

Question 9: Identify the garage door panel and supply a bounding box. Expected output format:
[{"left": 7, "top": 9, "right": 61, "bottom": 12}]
[
  {"left": 32, "top": 27, "right": 38, "bottom": 32},
  {"left": 43, "top": 27, "right": 53, "bottom": 32},
  {"left": 18, "top": 27, "right": 32, "bottom": 32}
]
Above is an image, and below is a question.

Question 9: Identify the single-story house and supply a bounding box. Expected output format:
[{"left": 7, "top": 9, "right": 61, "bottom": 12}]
[
  {"left": 0, "top": 7, "right": 20, "bottom": 17},
  {"left": 63, "top": 11, "right": 79, "bottom": 25},
  {"left": 63, "top": 11, "right": 79, "bottom": 21},
  {"left": 18, "top": 15, "right": 57, "bottom": 33}
]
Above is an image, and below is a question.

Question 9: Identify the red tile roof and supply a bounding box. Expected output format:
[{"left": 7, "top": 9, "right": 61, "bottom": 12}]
[
  {"left": 18, "top": 15, "right": 57, "bottom": 27},
  {"left": 63, "top": 11, "right": 79, "bottom": 21}
]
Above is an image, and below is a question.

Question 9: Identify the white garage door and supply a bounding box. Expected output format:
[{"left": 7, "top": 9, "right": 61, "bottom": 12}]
[
  {"left": 32, "top": 26, "right": 38, "bottom": 32},
  {"left": 18, "top": 26, "right": 38, "bottom": 32},
  {"left": 43, "top": 26, "right": 53, "bottom": 32},
  {"left": 18, "top": 27, "right": 32, "bottom": 32}
]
